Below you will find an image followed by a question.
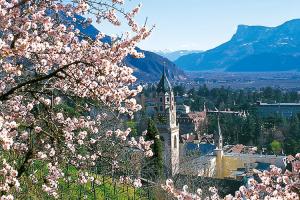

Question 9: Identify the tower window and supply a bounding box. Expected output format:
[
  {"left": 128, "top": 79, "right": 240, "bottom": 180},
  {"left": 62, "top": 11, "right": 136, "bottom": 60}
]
[
  {"left": 174, "top": 136, "right": 177, "bottom": 149},
  {"left": 160, "top": 106, "right": 163, "bottom": 111},
  {"left": 160, "top": 97, "right": 163, "bottom": 102},
  {"left": 167, "top": 97, "right": 170, "bottom": 102}
]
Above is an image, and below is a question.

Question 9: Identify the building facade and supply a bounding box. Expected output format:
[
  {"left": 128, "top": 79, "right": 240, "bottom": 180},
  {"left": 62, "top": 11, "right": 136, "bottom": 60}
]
[{"left": 256, "top": 101, "right": 300, "bottom": 118}]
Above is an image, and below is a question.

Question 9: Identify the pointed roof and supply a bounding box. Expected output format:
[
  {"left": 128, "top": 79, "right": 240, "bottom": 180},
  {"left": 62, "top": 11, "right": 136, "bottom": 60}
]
[
  {"left": 156, "top": 64, "right": 172, "bottom": 93},
  {"left": 216, "top": 116, "right": 223, "bottom": 149}
]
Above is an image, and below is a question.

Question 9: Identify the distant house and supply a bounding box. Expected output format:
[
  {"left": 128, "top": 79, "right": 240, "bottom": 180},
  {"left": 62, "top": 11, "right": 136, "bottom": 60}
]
[
  {"left": 176, "top": 104, "right": 190, "bottom": 114},
  {"left": 256, "top": 101, "right": 300, "bottom": 118},
  {"left": 177, "top": 111, "right": 207, "bottom": 135}
]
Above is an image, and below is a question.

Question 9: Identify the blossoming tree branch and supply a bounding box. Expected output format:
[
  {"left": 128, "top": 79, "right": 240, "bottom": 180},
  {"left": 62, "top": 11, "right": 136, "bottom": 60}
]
[
  {"left": 0, "top": 0, "right": 154, "bottom": 199},
  {"left": 162, "top": 156, "right": 300, "bottom": 199}
]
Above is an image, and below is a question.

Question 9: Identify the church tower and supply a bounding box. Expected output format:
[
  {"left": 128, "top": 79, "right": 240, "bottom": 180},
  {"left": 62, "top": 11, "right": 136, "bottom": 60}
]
[{"left": 155, "top": 65, "right": 180, "bottom": 176}]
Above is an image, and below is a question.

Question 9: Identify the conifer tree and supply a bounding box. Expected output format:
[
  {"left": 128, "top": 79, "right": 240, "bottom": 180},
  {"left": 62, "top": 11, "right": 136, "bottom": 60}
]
[
  {"left": 146, "top": 118, "right": 164, "bottom": 179},
  {"left": 285, "top": 115, "right": 300, "bottom": 154}
]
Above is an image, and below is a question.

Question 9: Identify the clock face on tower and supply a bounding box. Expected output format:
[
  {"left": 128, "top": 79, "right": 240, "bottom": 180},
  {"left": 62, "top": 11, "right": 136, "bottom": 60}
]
[{"left": 171, "top": 113, "right": 176, "bottom": 124}]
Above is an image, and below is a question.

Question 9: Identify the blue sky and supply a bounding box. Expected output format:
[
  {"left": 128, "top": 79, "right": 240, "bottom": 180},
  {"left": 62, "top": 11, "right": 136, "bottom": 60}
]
[{"left": 94, "top": 0, "right": 300, "bottom": 51}]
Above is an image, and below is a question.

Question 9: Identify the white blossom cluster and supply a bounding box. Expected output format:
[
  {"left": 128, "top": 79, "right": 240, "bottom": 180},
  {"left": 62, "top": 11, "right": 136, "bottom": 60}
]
[
  {"left": 0, "top": 0, "right": 153, "bottom": 198},
  {"left": 162, "top": 154, "right": 300, "bottom": 200}
]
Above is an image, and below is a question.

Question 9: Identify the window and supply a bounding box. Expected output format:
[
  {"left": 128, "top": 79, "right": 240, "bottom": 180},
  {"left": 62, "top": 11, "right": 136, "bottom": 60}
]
[
  {"left": 160, "top": 97, "right": 163, "bottom": 102},
  {"left": 167, "top": 97, "right": 170, "bottom": 102},
  {"left": 160, "top": 106, "right": 163, "bottom": 111},
  {"left": 174, "top": 136, "right": 177, "bottom": 148}
]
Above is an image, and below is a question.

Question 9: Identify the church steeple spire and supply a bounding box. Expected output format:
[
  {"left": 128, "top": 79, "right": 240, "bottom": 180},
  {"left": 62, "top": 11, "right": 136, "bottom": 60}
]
[
  {"left": 163, "top": 61, "right": 166, "bottom": 76},
  {"left": 157, "top": 62, "right": 172, "bottom": 93}
]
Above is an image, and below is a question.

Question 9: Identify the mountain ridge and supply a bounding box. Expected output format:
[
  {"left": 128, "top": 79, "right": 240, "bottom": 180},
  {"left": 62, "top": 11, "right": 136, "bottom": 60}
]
[
  {"left": 154, "top": 50, "right": 203, "bottom": 61},
  {"left": 66, "top": 14, "right": 186, "bottom": 81},
  {"left": 175, "top": 19, "right": 300, "bottom": 72}
]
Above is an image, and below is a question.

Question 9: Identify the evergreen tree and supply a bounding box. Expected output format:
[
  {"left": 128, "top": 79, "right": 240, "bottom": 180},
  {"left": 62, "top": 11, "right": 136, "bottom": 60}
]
[
  {"left": 198, "top": 84, "right": 209, "bottom": 97},
  {"left": 253, "top": 115, "right": 262, "bottom": 145},
  {"left": 285, "top": 115, "right": 300, "bottom": 154},
  {"left": 289, "top": 115, "right": 299, "bottom": 134},
  {"left": 241, "top": 115, "right": 256, "bottom": 145},
  {"left": 173, "top": 85, "right": 186, "bottom": 96},
  {"left": 145, "top": 119, "right": 163, "bottom": 180}
]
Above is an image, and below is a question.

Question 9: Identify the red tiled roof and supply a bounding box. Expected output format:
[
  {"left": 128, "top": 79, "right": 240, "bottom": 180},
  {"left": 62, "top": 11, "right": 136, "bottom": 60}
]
[
  {"left": 187, "top": 112, "right": 206, "bottom": 122},
  {"left": 181, "top": 134, "right": 196, "bottom": 143},
  {"left": 225, "top": 144, "right": 258, "bottom": 154}
]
